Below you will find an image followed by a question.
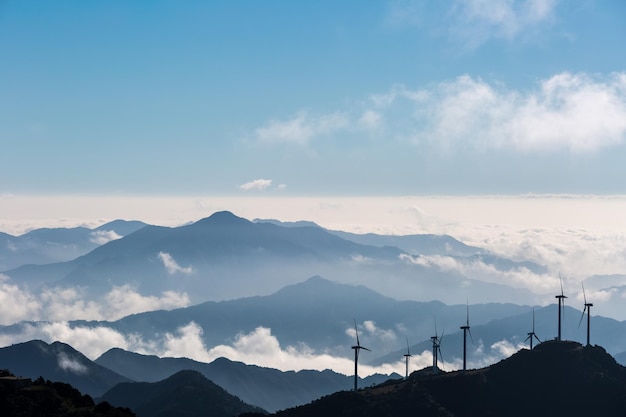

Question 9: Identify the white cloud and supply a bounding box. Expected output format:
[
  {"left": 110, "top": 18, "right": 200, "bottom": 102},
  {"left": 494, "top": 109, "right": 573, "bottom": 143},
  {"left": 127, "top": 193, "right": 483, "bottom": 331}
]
[
  {"left": 0, "top": 274, "right": 41, "bottom": 325},
  {"left": 57, "top": 352, "right": 88, "bottom": 374},
  {"left": 386, "top": 0, "right": 557, "bottom": 48},
  {"left": 255, "top": 111, "right": 349, "bottom": 145},
  {"left": 0, "top": 276, "right": 190, "bottom": 324},
  {"left": 158, "top": 252, "right": 194, "bottom": 275},
  {"left": 161, "top": 323, "right": 402, "bottom": 377},
  {"left": 362, "top": 320, "right": 398, "bottom": 343},
  {"left": 358, "top": 110, "right": 382, "bottom": 129},
  {"left": 372, "top": 73, "right": 626, "bottom": 153},
  {"left": 399, "top": 253, "right": 557, "bottom": 293},
  {"left": 239, "top": 179, "right": 273, "bottom": 191},
  {"left": 89, "top": 230, "right": 122, "bottom": 245},
  {"left": 451, "top": 0, "right": 557, "bottom": 46}
]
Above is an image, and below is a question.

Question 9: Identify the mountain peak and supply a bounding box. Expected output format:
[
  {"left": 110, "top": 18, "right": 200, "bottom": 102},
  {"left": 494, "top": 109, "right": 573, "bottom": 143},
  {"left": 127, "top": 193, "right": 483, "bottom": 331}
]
[{"left": 193, "top": 211, "right": 250, "bottom": 226}]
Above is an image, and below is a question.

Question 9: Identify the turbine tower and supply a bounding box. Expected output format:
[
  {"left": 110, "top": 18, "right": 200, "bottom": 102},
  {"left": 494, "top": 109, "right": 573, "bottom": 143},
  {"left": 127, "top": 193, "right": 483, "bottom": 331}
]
[
  {"left": 524, "top": 308, "right": 541, "bottom": 350},
  {"left": 403, "top": 337, "right": 412, "bottom": 379},
  {"left": 430, "top": 319, "right": 444, "bottom": 373},
  {"left": 556, "top": 275, "right": 567, "bottom": 341},
  {"left": 578, "top": 283, "right": 593, "bottom": 346},
  {"left": 460, "top": 302, "right": 474, "bottom": 372},
  {"left": 351, "top": 319, "right": 370, "bottom": 391}
]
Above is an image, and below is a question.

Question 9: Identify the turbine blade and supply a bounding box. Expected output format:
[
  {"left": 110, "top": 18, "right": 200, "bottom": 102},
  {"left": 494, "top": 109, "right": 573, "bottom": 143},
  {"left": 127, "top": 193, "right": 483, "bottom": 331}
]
[
  {"left": 560, "top": 273, "right": 564, "bottom": 296},
  {"left": 532, "top": 308, "right": 536, "bottom": 332},
  {"left": 582, "top": 282, "right": 587, "bottom": 304},
  {"left": 578, "top": 308, "right": 586, "bottom": 329},
  {"left": 354, "top": 319, "right": 360, "bottom": 347},
  {"left": 361, "top": 346, "right": 371, "bottom": 352},
  {"left": 524, "top": 335, "right": 531, "bottom": 342},
  {"left": 406, "top": 337, "right": 410, "bottom": 355},
  {"left": 468, "top": 328, "right": 475, "bottom": 345},
  {"left": 466, "top": 302, "right": 470, "bottom": 327},
  {"left": 534, "top": 334, "right": 541, "bottom": 343}
]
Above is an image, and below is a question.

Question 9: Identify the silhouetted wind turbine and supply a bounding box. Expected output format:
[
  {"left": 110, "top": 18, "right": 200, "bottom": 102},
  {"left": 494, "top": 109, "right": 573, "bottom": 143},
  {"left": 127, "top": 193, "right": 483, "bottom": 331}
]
[
  {"left": 578, "top": 283, "right": 593, "bottom": 346},
  {"left": 460, "top": 302, "right": 474, "bottom": 371},
  {"left": 524, "top": 308, "right": 541, "bottom": 350},
  {"left": 431, "top": 319, "right": 444, "bottom": 373},
  {"left": 556, "top": 274, "right": 568, "bottom": 341},
  {"left": 351, "top": 319, "right": 370, "bottom": 391},
  {"left": 403, "top": 337, "right": 412, "bottom": 379}
]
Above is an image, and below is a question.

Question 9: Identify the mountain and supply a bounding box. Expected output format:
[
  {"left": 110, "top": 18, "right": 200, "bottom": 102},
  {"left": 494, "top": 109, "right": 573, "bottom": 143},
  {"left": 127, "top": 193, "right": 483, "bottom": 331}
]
[
  {"left": 253, "top": 217, "right": 483, "bottom": 257},
  {"left": 0, "top": 220, "right": 147, "bottom": 271},
  {"left": 3, "top": 211, "right": 541, "bottom": 306},
  {"left": 95, "top": 348, "right": 395, "bottom": 413},
  {"left": 0, "top": 340, "right": 131, "bottom": 397},
  {"left": 256, "top": 341, "right": 626, "bottom": 417},
  {"left": 70, "top": 276, "right": 533, "bottom": 357},
  {"left": 98, "top": 369, "right": 265, "bottom": 417},
  {"left": 0, "top": 370, "right": 135, "bottom": 417}
]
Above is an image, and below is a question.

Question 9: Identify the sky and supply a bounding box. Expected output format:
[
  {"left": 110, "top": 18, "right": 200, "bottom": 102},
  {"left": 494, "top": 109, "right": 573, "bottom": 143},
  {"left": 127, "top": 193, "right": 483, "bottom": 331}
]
[
  {"left": 1, "top": 1, "right": 626, "bottom": 374},
  {"left": 1, "top": 0, "right": 626, "bottom": 197}
]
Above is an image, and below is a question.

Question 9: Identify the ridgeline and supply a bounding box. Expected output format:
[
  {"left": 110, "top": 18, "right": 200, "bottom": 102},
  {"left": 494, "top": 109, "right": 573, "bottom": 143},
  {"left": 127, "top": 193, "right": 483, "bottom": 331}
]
[{"left": 251, "top": 341, "right": 626, "bottom": 417}]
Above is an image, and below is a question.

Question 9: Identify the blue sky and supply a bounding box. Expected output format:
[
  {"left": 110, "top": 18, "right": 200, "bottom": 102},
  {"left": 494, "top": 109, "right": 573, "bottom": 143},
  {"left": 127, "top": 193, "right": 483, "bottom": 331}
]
[{"left": 2, "top": 0, "right": 626, "bottom": 196}]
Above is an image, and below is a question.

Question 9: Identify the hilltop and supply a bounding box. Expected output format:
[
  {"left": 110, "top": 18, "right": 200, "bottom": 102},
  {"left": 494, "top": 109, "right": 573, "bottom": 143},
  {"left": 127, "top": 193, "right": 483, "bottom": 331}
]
[
  {"left": 0, "top": 369, "right": 135, "bottom": 417},
  {"left": 254, "top": 341, "right": 626, "bottom": 417}
]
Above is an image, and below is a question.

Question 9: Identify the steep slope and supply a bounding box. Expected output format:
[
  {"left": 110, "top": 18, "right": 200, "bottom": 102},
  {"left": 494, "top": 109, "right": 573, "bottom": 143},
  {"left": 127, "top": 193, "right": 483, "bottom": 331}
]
[
  {"left": 95, "top": 349, "right": 395, "bottom": 413},
  {"left": 99, "top": 369, "right": 265, "bottom": 417},
  {"left": 0, "top": 340, "right": 131, "bottom": 397},
  {"left": 260, "top": 341, "right": 626, "bottom": 417}
]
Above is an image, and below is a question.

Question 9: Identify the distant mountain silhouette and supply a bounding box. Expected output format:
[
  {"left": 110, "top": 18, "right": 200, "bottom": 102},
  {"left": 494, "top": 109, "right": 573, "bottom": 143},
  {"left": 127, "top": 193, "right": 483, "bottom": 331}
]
[
  {"left": 0, "top": 369, "right": 135, "bottom": 417},
  {"left": 78, "top": 276, "right": 532, "bottom": 357},
  {"left": 3, "top": 211, "right": 540, "bottom": 306},
  {"left": 254, "top": 341, "right": 626, "bottom": 417},
  {"left": 0, "top": 220, "right": 147, "bottom": 272},
  {"left": 0, "top": 340, "right": 131, "bottom": 397},
  {"left": 253, "top": 217, "right": 483, "bottom": 257},
  {"left": 99, "top": 369, "right": 265, "bottom": 417},
  {"left": 95, "top": 348, "right": 395, "bottom": 413}
]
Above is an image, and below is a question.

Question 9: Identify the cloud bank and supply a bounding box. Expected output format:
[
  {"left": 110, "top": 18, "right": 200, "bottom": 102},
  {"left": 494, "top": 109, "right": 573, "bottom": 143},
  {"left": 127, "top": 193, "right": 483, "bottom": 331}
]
[
  {"left": 0, "top": 275, "right": 190, "bottom": 324},
  {"left": 0, "top": 321, "right": 524, "bottom": 377}
]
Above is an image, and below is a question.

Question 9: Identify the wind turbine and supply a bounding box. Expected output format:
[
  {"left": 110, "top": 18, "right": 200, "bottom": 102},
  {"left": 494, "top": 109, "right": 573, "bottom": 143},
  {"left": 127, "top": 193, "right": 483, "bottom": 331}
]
[
  {"left": 431, "top": 319, "right": 444, "bottom": 373},
  {"left": 403, "top": 337, "right": 412, "bottom": 379},
  {"left": 460, "top": 302, "right": 474, "bottom": 371},
  {"left": 578, "top": 283, "right": 593, "bottom": 346},
  {"left": 555, "top": 274, "right": 568, "bottom": 341},
  {"left": 524, "top": 308, "right": 541, "bottom": 350},
  {"left": 351, "top": 319, "right": 370, "bottom": 391}
]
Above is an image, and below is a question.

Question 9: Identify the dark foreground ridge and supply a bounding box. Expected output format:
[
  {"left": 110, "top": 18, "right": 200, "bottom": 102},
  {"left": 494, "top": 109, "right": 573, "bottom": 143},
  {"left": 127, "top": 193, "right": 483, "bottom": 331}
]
[
  {"left": 0, "top": 369, "right": 135, "bottom": 417},
  {"left": 249, "top": 341, "right": 626, "bottom": 417}
]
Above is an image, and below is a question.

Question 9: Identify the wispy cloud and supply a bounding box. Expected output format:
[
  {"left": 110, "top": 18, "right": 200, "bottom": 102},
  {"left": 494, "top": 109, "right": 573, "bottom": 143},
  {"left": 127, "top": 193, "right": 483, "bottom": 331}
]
[
  {"left": 239, "top": 179, "right": 273, "bottom": 191},
  {"left": 89, "top": 230, "right": 122, "bottom": 245},
  {"left": 57, "top": 352, "right": 88, "bottom": 374},
  {"left": 400, "top": 253, "right": 557, "bottom": 292},
  {"left": 254, "top": 111, "right": 349, "bottom": 145},
  {"left": 386, "top": 0, "right": 558, "bottom": 49},
  {"left": 450, "top": 0, "right": 558, "bottom": 47},
  {"left": 158, "top": 252, "right": 194, "bottom": 275}
]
